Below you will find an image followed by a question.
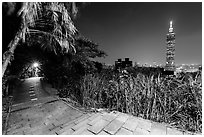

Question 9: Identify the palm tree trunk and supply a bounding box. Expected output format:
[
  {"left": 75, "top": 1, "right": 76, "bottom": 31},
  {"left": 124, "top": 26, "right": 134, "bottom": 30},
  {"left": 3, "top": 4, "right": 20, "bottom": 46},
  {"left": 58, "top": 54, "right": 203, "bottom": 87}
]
[{"left": 2, "top": 30, "right": 22, "bottom": 77}]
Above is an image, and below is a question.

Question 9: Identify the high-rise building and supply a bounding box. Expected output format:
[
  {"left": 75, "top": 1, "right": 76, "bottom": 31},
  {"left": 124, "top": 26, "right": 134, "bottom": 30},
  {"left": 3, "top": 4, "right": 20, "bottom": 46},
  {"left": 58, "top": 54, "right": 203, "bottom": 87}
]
[
  {"left": 165, "top": 21, "right": 175, "bottom": 71},
  {"left": 115, "top": 58, "right": 132, "bottom": 71}
]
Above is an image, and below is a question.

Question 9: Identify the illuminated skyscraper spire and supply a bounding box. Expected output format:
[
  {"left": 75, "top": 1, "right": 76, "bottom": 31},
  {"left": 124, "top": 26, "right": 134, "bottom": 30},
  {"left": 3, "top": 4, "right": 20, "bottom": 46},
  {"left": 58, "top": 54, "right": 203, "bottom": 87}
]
[
  {"left": 165, "top": 20, "right": 175, "bottom": 72},
  {"left": 170, "top": 21, "right": 172, "bottom": 27},
  {"left": 169, "top": 20, "right": 173, "bottom": 33}
]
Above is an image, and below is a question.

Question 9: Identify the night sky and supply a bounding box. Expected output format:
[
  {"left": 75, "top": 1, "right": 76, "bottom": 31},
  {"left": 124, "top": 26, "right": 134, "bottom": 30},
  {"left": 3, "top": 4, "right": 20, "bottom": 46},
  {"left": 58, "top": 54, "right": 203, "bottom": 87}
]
[{"left": 74, "top": 2, "right": 202, "bottom": 66}]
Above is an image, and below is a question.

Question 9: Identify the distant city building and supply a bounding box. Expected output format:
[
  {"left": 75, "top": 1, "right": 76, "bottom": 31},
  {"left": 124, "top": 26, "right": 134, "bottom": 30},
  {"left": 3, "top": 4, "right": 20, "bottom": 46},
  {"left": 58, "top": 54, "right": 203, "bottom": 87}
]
[
  {"left": 165, "top": 21, "right": 176, "bottom": 72},
  {"left": 174, "top": 64, "right": 201, "bottom": 73},
  {"left": 199, "top": 65, "right": 202, "bottom": 71},
  {"left": 115, "top": 58, "right": 132, "bottom": 70},
  {"left": 134, "top": 62, "right": 140, "bottom": 67}
]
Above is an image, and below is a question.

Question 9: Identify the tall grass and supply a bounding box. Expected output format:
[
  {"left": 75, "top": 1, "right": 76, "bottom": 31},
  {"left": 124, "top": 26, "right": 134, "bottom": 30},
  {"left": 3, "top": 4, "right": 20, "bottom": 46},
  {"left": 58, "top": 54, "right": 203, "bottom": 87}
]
[{"left": 80, "top": 71, "right": 202, "bottom": 133}]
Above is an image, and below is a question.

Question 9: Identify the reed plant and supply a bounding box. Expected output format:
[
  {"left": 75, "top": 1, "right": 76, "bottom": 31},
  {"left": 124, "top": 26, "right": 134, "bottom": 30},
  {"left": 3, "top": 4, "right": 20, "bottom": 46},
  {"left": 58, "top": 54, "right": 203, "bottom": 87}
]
[{"left": 80, "top": 70, "right": 202, "bottom": 133}]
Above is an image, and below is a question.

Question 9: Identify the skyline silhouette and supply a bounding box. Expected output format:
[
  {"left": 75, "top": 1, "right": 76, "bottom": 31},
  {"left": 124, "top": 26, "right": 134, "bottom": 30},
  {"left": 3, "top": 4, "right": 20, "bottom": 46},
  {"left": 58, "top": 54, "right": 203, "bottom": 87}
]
[{"left": 75, "top": 2, "right": 202, "bottom": 65}]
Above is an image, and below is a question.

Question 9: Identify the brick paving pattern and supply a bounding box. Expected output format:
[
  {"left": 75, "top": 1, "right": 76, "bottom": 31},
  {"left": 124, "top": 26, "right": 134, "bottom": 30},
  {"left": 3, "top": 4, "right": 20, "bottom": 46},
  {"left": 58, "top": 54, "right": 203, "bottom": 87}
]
[{"left": 6, "top": 97, "right": 200, "bottom": 135}]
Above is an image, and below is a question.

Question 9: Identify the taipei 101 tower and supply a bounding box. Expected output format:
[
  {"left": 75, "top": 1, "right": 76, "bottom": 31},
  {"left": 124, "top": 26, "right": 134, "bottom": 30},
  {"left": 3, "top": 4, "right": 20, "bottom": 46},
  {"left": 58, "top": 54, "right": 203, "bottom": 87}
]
[{"left": 165, "top": 21, "right": 175, "bottom": 72}]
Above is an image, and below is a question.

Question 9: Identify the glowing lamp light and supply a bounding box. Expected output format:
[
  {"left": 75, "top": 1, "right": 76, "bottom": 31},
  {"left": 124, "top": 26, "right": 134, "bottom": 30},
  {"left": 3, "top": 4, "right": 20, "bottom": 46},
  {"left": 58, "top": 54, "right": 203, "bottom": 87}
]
[{"left": 33, "top": 62, "right": 39, "bottom": 68}]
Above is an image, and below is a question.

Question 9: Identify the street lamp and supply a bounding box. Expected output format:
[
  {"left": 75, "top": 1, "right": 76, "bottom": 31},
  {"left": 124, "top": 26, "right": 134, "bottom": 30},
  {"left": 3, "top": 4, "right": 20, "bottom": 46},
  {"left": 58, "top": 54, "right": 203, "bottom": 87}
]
[
  {"left": 33, "top": 62, "right": 39, "bottom": 68},
  {"left": 32, "top": 62, "right": 39, "bottom": 77}
]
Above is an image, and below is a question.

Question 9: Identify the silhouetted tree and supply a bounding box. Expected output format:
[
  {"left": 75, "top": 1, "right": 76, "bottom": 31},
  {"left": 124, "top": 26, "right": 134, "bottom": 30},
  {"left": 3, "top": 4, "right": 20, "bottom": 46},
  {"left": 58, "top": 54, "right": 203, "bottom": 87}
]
[{"left": 2, "top": 2, "right": 78, "bottom": 76}]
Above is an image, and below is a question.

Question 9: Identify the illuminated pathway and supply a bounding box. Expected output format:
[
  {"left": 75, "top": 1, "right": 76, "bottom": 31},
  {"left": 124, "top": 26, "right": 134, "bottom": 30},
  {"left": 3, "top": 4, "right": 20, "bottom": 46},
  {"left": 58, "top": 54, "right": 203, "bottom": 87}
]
[{"left": 12, "top": 77, "right": 49, "bottom": 105}]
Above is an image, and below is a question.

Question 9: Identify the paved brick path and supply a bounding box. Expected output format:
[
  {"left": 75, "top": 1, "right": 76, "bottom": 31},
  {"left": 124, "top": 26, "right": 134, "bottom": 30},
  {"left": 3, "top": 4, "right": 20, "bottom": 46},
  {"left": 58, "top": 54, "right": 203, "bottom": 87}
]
[
  {"left": 6, "top": 96, "right": 198, "bottom": 135},
  {"left": 6, "top": 96, "right": 82, "bottom": 135},
  {"left": 5, "top": 77, "right": 201, "bottom": 135}
]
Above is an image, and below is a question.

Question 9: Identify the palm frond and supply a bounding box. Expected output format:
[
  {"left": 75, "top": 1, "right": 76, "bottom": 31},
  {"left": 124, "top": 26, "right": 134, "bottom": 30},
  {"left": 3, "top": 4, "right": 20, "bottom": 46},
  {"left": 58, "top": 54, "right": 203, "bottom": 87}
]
[
  {"left": 18, "top": 2, "right": 42, "bottom": 27},
  {"left": 18, "top": 2, "right": 78, "bottom": 54}
]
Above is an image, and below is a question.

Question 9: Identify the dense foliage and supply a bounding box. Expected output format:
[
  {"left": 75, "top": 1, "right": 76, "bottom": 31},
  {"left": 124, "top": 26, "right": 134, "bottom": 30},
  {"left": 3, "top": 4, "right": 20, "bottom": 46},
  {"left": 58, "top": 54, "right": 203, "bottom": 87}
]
[
  {"left": 2, "top": 2, "right": 79, "bottom": 77},
  {"left": 42, "top": 37, "right": 106, "bottom": 104},
  {"left": 62, "top": 67, "right": 202, "bottom": 133}
]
